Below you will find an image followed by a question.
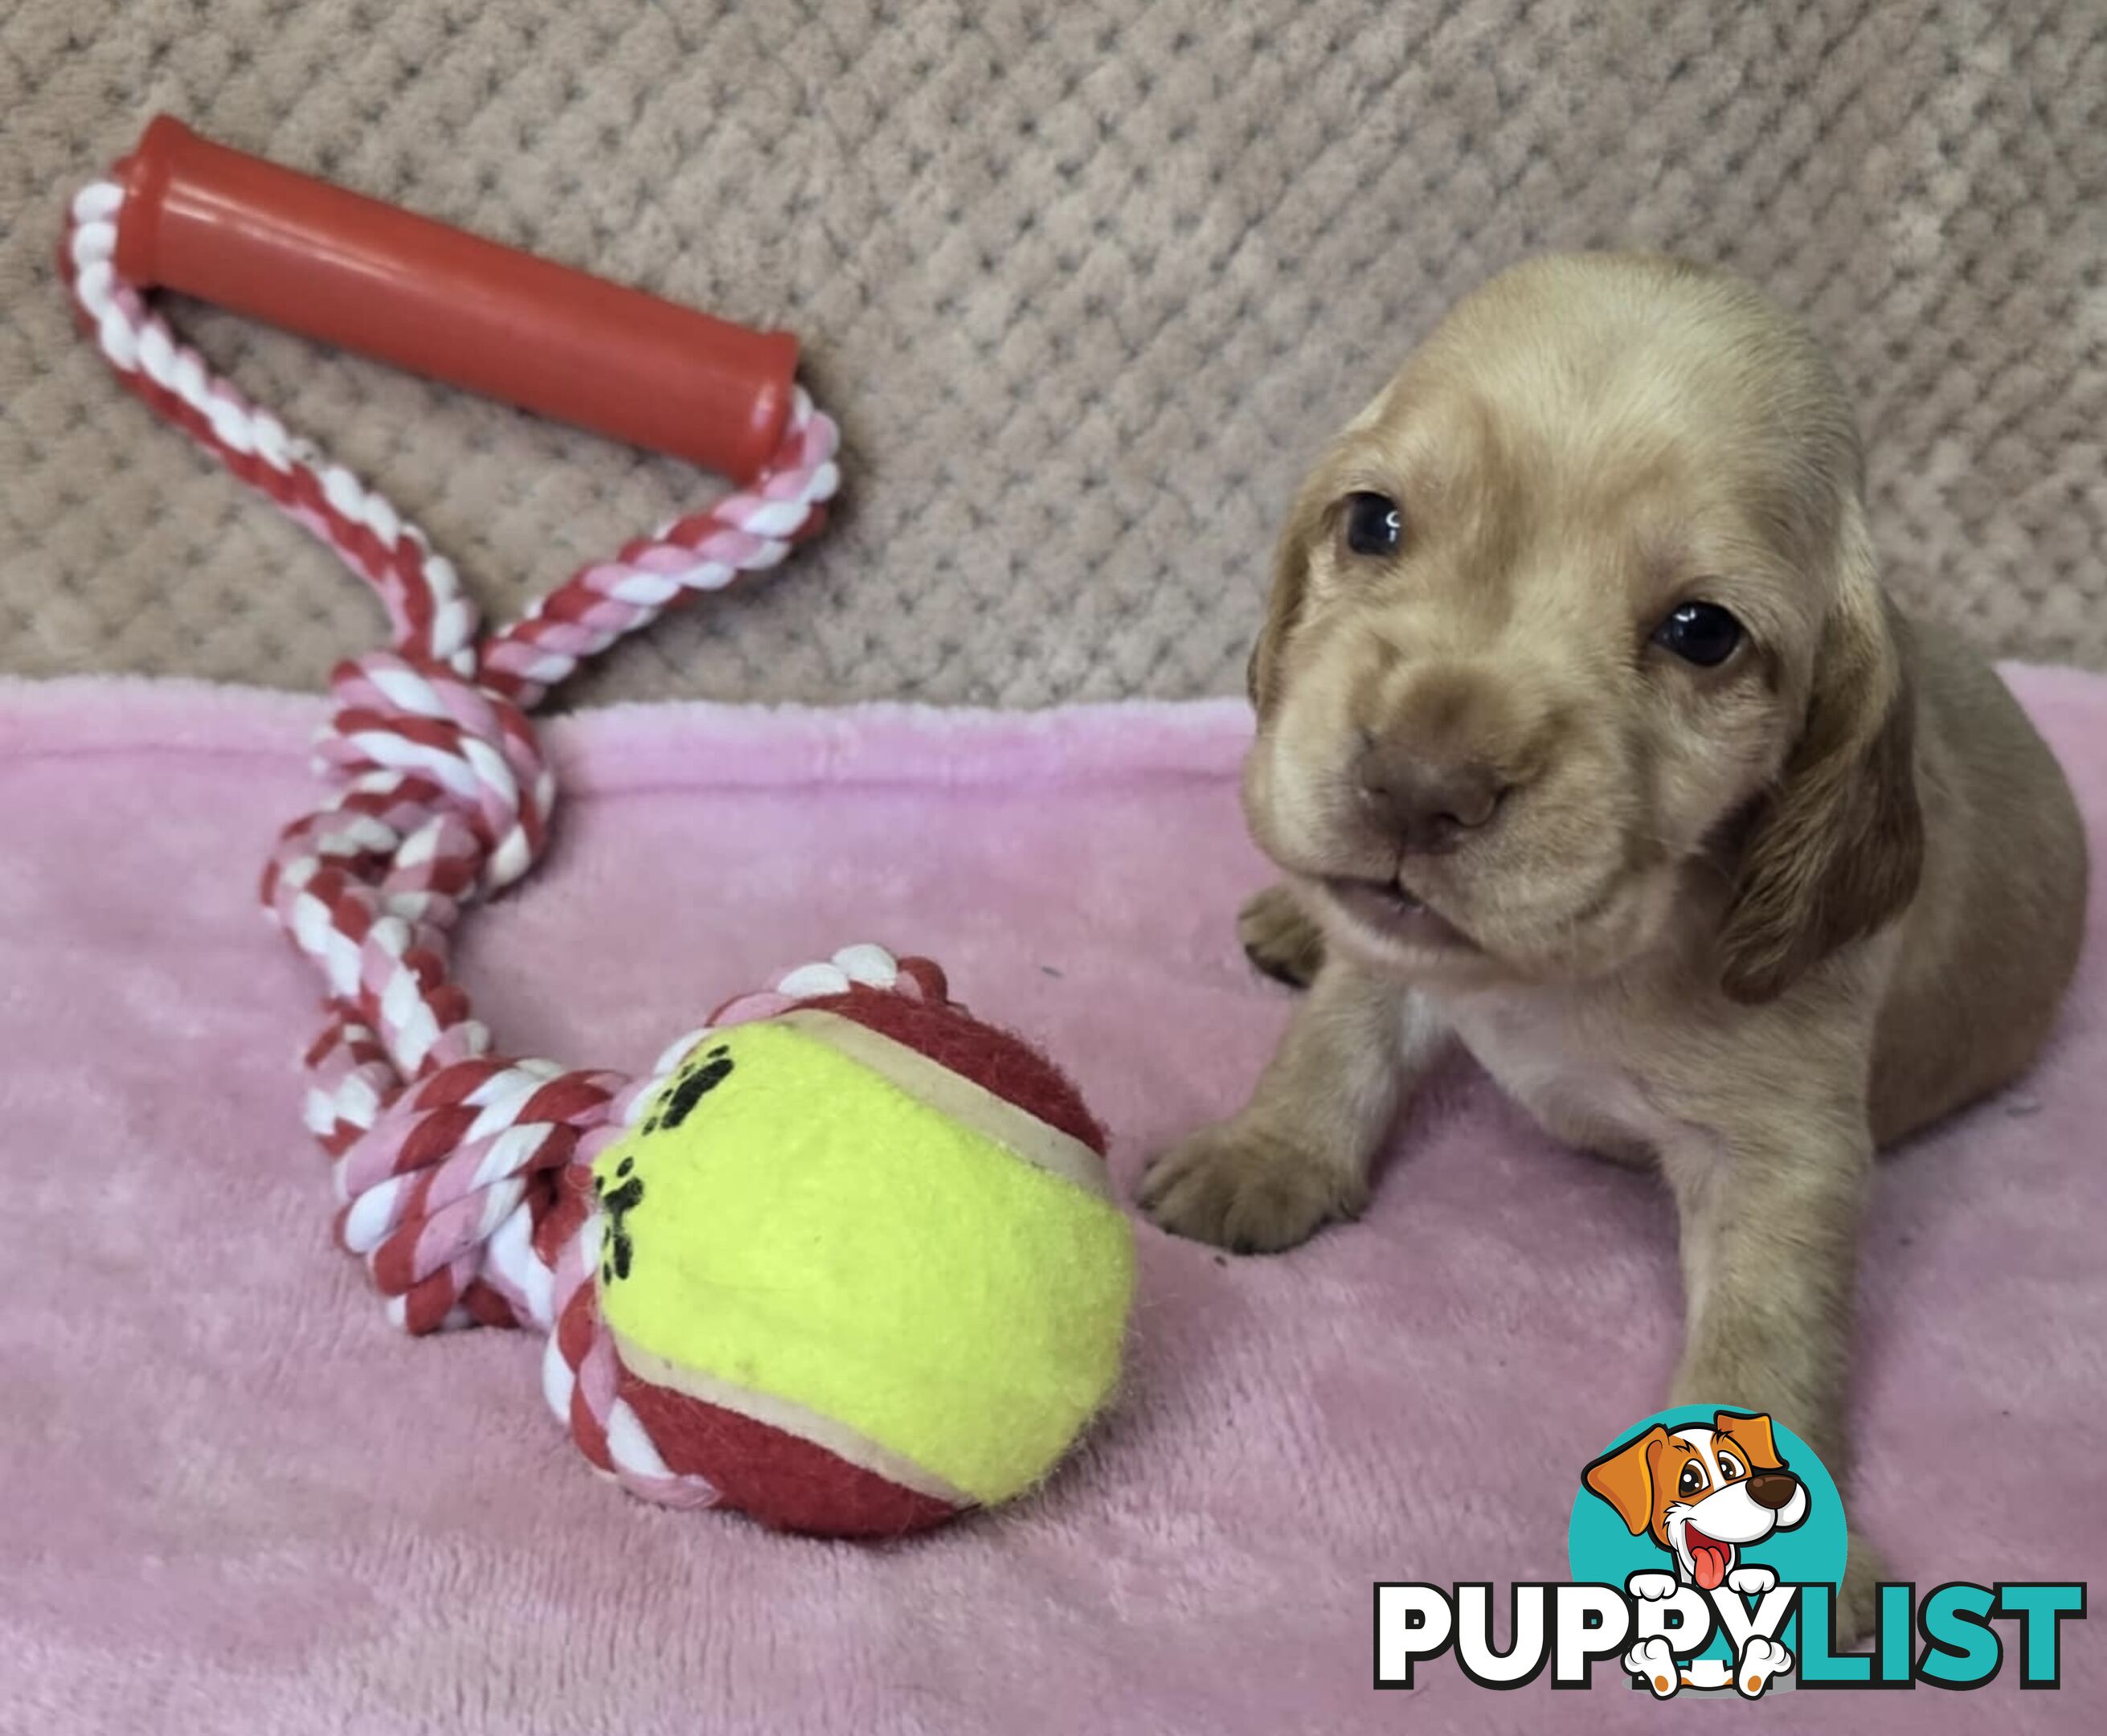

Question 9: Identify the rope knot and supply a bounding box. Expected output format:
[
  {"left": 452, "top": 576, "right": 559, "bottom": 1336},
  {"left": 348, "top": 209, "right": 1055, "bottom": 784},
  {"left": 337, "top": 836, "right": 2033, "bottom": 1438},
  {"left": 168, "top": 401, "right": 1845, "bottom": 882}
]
[
  {"left": 333, "top": 1054, "right": 635, "bottom": 1334},
  {"left": 321, "top": 650, "right": 554, "bottom": 895}
]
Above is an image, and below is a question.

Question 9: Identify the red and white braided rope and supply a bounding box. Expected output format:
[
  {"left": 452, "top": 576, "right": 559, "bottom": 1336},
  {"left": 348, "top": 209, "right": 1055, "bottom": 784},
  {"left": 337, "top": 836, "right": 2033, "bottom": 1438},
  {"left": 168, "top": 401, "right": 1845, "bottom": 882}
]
[{"left": 61, "top": 170, "right": 878, "bottom": 1505}]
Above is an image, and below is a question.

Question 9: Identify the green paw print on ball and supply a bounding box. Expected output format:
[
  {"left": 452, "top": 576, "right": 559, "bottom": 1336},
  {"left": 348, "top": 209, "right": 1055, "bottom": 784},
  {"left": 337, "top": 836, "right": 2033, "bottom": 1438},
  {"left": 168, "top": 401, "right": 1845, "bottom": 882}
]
[{"left": 596, "top": 1042, "right": 735, "bottom": 1287}]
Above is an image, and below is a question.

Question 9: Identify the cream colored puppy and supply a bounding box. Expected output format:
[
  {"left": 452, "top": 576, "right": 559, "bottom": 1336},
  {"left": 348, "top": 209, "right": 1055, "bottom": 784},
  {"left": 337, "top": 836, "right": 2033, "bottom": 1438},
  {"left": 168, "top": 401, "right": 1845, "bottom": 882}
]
[{"left": 1139, "top": 253, "right": 2088, "bottom": 1640}]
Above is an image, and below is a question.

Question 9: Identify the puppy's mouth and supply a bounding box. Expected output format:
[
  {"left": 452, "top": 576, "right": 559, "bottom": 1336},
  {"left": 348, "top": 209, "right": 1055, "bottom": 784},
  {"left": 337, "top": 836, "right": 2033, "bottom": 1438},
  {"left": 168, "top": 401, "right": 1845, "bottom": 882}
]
[
  {"left": 1681, "top": 1525, "right": 1736, "bottom": 1591},
  {"left": 1318, "top": 874, "right": 1477, "bottom": 952}
]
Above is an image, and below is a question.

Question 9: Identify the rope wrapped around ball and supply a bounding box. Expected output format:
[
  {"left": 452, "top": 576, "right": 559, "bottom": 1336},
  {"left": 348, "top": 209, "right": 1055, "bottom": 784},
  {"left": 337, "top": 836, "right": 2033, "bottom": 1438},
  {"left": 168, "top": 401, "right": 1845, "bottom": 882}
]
[{"left": 58, "top": 170, "right": 932, "bottom": 1511}]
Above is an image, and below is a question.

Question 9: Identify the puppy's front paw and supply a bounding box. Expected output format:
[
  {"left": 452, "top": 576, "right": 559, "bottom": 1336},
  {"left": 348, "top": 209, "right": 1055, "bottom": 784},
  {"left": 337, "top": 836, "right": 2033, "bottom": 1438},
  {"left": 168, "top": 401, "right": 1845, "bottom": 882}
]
[
  {"left": 1237, "top": 884, "right": 1326, "bottom": 988},
  {"left": 1137, "top": 1120, "right": 1362, "bottom": 1254},
  {"left": 1725, "top": 1565, "right": 1778, "bottom": 1598},
  {"left": 1623, "top": 1636, "right": 1680, "bottom": 1698},
  {"left": 1734, "top": 1635, "right": 1793, "bottom": 1698},
  {"left": 1626, "top": 1570, "right": 1679, "bottom": 1602}
]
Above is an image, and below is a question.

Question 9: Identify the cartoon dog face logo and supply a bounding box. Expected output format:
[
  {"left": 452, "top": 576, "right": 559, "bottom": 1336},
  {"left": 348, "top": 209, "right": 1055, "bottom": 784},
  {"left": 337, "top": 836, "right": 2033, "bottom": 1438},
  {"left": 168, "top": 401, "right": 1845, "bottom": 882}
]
[{"left": 1582, "top": 1410, "right": 1809, "bottom": 1591}]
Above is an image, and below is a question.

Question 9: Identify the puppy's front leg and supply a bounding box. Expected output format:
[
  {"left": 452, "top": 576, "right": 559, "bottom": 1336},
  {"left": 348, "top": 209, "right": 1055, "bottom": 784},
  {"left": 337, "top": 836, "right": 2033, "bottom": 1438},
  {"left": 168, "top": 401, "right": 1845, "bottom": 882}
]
[
  {"left": 1138, "top": 960, "right": 1443, "bottom": 1252},
  {"left": 1661, "top": 1122, "right": 1869, "bottom": 1464},
  {"left": 1660, "top": 1118, "right": 1880, "bottom": 1640}
]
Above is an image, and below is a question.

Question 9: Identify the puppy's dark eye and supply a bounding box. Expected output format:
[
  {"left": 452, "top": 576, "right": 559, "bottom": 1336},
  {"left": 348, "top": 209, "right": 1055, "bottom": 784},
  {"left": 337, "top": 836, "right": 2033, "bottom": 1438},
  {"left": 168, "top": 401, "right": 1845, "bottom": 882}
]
[
  {"left": 1652, "top": 601, "right": 1742, "bottom": 667},
  {"left": 1678, "top": 1462, "right": 1707, "bottom": 1497},
  {"left": 1343, "top": 492, "right": 1404, "bottom": 557},
  {"left": 1716, "top": 1452, "right": 1745, "bottom": 1481}
]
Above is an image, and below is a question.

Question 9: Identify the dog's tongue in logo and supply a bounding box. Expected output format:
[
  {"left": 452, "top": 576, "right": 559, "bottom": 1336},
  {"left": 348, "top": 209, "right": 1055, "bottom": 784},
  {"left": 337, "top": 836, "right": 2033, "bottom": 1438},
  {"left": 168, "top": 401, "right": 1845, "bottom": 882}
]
[{"left": 1684, "top": 1526, "right": 1731, "bottom": 1590}]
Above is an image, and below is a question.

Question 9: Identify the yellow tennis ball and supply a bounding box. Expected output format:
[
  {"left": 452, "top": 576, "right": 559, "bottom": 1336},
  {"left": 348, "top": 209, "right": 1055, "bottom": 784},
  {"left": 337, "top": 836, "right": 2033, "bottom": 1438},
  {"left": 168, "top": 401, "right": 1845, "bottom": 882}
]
[{"left": 587, "top": 980, "right": 1135, "bottom": 1536}]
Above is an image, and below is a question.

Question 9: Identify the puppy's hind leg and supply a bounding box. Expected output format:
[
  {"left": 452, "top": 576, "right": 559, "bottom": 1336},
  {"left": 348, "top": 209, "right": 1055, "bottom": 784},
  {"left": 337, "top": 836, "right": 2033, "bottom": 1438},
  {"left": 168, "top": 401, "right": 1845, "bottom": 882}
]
[{"left": 1238, "top": 883, "right": 1327, "bottom": 988}]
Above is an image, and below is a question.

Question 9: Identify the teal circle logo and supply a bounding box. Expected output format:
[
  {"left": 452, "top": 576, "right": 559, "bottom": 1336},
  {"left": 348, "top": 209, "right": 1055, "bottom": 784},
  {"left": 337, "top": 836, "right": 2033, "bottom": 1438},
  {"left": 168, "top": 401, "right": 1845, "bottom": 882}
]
[{"left": 1568, "top": 1406, "right": 1847, "bottom": 1673}]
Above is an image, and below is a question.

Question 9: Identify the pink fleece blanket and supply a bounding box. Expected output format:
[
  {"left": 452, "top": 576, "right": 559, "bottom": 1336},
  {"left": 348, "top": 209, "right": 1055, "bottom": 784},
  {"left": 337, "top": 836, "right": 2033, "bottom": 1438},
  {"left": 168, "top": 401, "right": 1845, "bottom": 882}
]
[{"left": 2, "top": 671, "right": 2101, "bottom": 1734}]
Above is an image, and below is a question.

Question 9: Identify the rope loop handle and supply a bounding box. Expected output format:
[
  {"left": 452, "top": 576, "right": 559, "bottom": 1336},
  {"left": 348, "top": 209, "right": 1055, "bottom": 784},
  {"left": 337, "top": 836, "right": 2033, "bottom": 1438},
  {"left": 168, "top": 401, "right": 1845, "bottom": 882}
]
[{"left": 62, "top": 166, "right": 885, "bottom": 1501}]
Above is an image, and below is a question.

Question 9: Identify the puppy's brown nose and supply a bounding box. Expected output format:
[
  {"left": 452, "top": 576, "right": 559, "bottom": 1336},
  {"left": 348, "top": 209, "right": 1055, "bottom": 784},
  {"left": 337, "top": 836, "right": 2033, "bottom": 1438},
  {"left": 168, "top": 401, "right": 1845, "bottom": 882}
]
[
  {"left": 1747, "top": 1473, "right": 1800, "bottom": 1510},
  {"left": 1352, "top": 739, "right": 1506, "bottom": 854}
]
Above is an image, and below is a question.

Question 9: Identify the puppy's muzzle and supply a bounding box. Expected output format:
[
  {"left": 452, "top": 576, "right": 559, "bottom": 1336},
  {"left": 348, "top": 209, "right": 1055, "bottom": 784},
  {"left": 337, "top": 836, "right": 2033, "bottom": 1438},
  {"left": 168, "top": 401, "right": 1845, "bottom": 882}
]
[
  {"left": 1348, "top": 665, "right": 1552, "bottom": 858},
  {"left": 1351, "top": 737, "right": 1510, "bottom": 856}
]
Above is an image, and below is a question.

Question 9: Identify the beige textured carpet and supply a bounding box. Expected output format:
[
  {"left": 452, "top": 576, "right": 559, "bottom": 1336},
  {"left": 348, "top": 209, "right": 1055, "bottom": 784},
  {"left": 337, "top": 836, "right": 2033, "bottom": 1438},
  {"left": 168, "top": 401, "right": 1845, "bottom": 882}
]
[{"left": 3, "top": 0, "right": 2103, "bottom": 705}]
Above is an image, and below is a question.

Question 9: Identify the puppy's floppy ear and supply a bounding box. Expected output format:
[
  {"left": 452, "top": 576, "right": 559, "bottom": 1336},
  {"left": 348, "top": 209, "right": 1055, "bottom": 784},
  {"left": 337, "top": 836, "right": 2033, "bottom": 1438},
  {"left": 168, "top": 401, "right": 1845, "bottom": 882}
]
[
  {"left": 1247, "top": 473, "right": 1332, "bottom": 717},
  {"left": 1713, "top": 1411, "right": 1787, "bottom": 1473},
  {"left": 1583, "top": 1424, "right": 1668, "bottom": 1536},
  {"left": 1718, "top": 502, "right": 1924, "bottom": 1003}
]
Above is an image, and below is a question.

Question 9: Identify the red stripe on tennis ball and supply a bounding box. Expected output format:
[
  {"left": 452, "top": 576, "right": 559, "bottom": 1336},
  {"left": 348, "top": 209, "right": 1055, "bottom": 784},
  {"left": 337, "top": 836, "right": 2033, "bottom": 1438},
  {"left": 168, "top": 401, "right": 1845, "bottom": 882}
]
[
  {"left": 799, "top": 986, "right": 1106, "bottom": 1156},
  {"left": 618, "top": 1368, "right": 963, "bottom": 1538}
]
